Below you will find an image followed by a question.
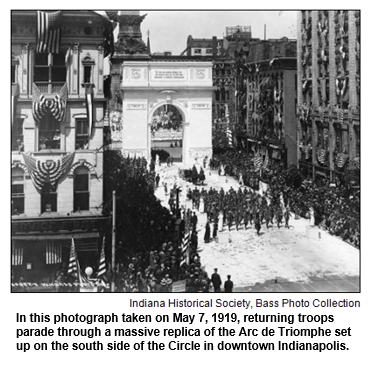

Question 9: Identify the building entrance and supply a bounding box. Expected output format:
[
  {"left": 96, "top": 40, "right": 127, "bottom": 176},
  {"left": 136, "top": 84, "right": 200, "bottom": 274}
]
[{"left": 151, "top": 104, "right": 183, "bottom": 162}]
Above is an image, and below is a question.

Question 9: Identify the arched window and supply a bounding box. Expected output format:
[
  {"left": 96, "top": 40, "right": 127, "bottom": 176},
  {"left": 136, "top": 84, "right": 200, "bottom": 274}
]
[
  {"left": 12, "top": 168, "right": 25, "bottom": 215},
  {"left": 74, "top": 166, "right": 90, "bottom": 211}
]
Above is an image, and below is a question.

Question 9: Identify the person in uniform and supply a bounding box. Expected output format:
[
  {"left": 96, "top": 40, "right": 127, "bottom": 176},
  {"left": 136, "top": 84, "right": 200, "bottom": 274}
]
[
  {"left": 224, "top": 275, "right": 234, "bottom": 292},
  {"left": 204, "top": 221, "right": 211, "bottom": 243},
  {"left": 211, "top": 268, "right": 222, "bottom": 293}
]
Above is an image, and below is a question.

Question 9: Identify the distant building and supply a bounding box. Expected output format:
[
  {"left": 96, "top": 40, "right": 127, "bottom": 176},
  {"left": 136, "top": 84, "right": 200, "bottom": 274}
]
[
  {"left": 11, "top": 10, "right": 112, "bottom": 282},
  {"left": 296, "top": 11, "right": 360, "bottom": 182},
  {"left": 239, "top": 58, "right": 298, "bottom": 167}
]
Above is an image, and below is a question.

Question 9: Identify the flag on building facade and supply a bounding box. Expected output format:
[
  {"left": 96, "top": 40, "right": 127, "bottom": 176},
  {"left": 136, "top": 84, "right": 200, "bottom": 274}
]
[
  {"left": 32, "top": 83, "right": 49, "bottom": 124},
  {"left": 254, "top": 152, "right": 263, "bottom": 171},
  {"left": 337, "top": 108, "right": 344, "bottom": 125},
  {"left": 226, "top": 125, "right": 233, "bottom": 148},
  {"left": 67, "top": 238, "right": 82, "bottom": 283},
  {"left": 97, "top": 236, "right": 106, "bottom": 278},
  {"left": 45, "top": 241, "right": 62, "bottom": 264},
  {"left": 85, "top": 84, "right": 94, "bottom": 136},
  {"left": 12, "top": 83, "right": 19, "bottom": 128},
  {"left": 32, "top": 83, "right": 68, "bottom": 124},
  {"left": 36, "top": 11, "right": 63, "bottom": 54},
  {"left": 50, "top": 83, "right": 68, "bottom": 122}
]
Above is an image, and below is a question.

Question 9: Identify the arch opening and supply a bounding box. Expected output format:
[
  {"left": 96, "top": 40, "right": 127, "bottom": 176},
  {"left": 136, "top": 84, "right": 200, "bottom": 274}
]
[{"left": 150, "top": 104, "right": 184, "bottom": 163}]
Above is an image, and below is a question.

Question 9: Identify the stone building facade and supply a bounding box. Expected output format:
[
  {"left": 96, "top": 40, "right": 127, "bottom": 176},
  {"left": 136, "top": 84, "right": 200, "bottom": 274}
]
[
  {"left": 296, "top": 10, "right": 360, "bottom": 181},
  {"left": 11, "top": 10, "right": 112, "bottom": 281}
]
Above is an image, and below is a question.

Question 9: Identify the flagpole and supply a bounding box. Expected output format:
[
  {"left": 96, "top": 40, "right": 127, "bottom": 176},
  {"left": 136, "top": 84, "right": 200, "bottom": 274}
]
[{"left": 111, "top": 190, "right": 116, "bottom": 292}]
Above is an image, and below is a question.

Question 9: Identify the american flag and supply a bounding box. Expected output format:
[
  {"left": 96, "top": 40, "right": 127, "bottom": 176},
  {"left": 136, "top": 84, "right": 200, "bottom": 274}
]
[
  {"left": 45, "top": 241, "right": 62, "bottom": 264},
  {"left": 50, "top": 83, "right": 68, "bottom": 122},
  {"left": 36, "top": 11, "right": 63, "bottom": 54},
  {"left": 254, "top": 153, "right": 263, "bottom": 171},
  {"left": 97, "top": 236, "right": 106, "bottom": 278},
  {"left": 67, "top": 238, "right": 82, "bottom": 283},
  {"left": 85, "top": 84, "right": 94, "bottom": 136},
  {"left": 32, "top": 83, "right": 48, "bottom": 124}
]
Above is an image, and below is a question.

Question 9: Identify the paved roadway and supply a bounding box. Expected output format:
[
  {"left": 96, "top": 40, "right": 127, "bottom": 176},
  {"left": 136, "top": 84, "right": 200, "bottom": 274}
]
[{"left": 155, "top": 162, "right": 360, "bottom": 293}]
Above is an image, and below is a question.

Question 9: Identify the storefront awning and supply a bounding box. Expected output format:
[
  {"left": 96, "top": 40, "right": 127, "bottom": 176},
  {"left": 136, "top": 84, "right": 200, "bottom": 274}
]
[{"left": 11, "top": 232, "right": 100, "bottom": 241}]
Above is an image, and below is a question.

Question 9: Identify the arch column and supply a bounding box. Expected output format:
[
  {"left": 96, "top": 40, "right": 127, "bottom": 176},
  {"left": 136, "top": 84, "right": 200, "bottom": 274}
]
[{"left": 182, "top": 122, "right": 190, "bottom": 165}]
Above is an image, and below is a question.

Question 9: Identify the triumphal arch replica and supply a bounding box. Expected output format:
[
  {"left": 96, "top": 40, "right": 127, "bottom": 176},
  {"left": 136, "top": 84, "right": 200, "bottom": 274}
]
[{"left": 111, "top": 11, "right": 213, "bottom": 166}]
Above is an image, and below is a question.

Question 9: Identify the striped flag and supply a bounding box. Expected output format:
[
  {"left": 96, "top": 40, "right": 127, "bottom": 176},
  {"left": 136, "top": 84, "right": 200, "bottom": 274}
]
[
  {"left": 45, "top": 241, "right": 62, "bottom": 264},
  {"left": 12, "top": 83, "right": 19, "bottom": 128},
  {"left": 85, "top": 83, "right": 94, "bottom": 136},
  {"left": 67, "top": 238, "right": 82, "bottom": 284},
  {"left": 337, "top": 109, "right": 344, "bottom": 125},
  {"left": 254, "top": 152, "right": 263, "bottom": 171},
  {"left": 50, "top": 83, "right": 68, "bottom": 122},
  {"left": 335, "top": 153, "right": 349, "bottom": 168},
  {"left": 12, "top": 242, "right": 24, "bottom": 266},
  {"left": 180, "top": 231, "right": 190, "bottom": 266},
  {"left": 97, "top": 236, "right": 106, "bottom": 278},
  {"left": 36, "top": 11, "right": 63, "bottom": 54},
  {"left": 32, "top": 83, "right": 48, "bottom": 124},
  {"left": 227, "top": 125, "right": 233, "bottom": 148},
  {"left": 317, "top": 148, "right": 327, "bottom": 164}
]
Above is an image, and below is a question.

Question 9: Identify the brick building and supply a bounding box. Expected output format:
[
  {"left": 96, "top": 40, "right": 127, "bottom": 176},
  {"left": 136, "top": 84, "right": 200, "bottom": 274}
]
[
  {"left": 296, "top": 10, "right": 360, "bottom": 182},
  {"left": 11, "top": 11, "right": 113, "bottom": 282},
  {"left": 182, "top": 30, "right": 297, "bottom": 156}
]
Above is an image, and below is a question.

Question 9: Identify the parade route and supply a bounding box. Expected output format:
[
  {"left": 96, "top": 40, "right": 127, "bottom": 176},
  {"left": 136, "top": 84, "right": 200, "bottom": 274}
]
[{"left": 155, "top": 163, "right": 360, "bottom": 293}]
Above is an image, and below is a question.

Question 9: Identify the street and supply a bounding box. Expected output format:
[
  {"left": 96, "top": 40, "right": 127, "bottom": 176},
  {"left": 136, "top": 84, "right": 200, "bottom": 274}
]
[{"left": 155, "top": 163, "right": 360, "bottom": 292}]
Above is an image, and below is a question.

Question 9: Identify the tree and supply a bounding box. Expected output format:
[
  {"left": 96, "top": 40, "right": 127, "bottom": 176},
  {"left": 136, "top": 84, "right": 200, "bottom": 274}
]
[
  {"left": 191, "top": 164, "right": 198, "bottom": 185},
  {"left": 199, "top": 167, "right": 206, "bottom": 185}
]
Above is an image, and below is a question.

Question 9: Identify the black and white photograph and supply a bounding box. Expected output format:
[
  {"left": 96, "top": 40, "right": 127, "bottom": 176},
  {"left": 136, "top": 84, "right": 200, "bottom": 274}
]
[{"left": 11, "top": 9, "right": 360, "bottom": 293}]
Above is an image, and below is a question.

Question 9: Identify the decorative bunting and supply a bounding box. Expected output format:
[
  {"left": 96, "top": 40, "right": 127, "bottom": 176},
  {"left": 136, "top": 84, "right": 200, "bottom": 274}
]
[
  {"left": 22, "top": 152, "right": 75, "bottom": 193},
  {"left": 316, "top": 148, "right": 328, "bottom": 164},
  {"left": 335, "top": 153, "right": 349, "bottom": 169},
  {"left": 32, "top": 83, "right": 68, "bottom": 124}
]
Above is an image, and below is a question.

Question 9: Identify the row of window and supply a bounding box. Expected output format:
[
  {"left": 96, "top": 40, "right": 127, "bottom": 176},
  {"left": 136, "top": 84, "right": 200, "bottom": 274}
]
[
  {"left": 11, "top": 166, "right": 91, "bottom": 215},
  {"left": 12, "top": 52, "right": 94, "bottom": 90},
  {"left": 193, "top": 48, "right": 213, "bottom": 55},
  {"left": 12, "top": 116, "right": 90, "bottom": 152}
]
